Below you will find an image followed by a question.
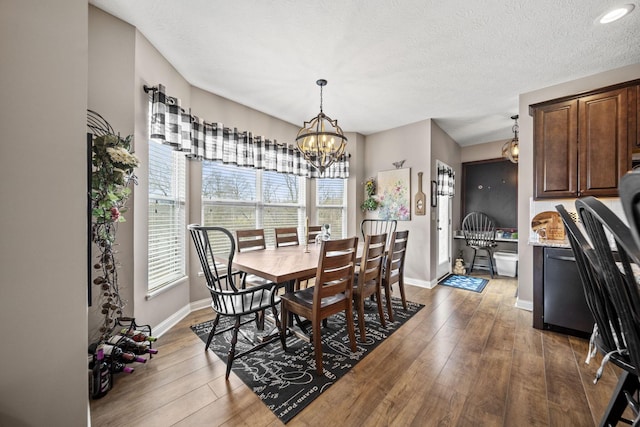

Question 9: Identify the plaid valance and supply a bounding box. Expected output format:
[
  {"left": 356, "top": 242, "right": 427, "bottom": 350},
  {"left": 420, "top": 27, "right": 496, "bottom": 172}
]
[
  {"left": 437, "top": 164, "right": 455, "bottom": 197},
  {"left": 148, "top": 84, "right": 349, "bottom": 178}
]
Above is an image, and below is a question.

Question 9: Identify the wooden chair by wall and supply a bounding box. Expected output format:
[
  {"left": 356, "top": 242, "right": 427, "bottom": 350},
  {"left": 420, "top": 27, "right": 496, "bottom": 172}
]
[
  {"left": 279, "top": 236, "right": 359, "bottom": 375},
  {"left": 274, "top": 227, "right": 300, "bottom": 248},
  {"left": 353, "top": 233, "right": 387, "bottom": 342},
  {"left": 382, "top": 230, "right": 409, "bottom": 322}
]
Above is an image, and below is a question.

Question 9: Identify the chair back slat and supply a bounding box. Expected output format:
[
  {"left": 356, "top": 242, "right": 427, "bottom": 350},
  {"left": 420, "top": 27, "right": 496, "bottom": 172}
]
[
  {"left": 236, "top": 229, "right": 266, "bottom": 253},
  {"left": 275, "top": 227, "right": 300, "bottom": 248},
  {"left": 358, "top": 233, "right": 387, "bottom": 287}
]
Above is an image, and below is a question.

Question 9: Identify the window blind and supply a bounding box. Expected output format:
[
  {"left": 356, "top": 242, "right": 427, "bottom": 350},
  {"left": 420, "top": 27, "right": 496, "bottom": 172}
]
[
  {"left": 148, "top": 140, "right": 186, "bottom": 290},
  {"left": 316, "top": 178, "right": 346, "bottom": 238}
]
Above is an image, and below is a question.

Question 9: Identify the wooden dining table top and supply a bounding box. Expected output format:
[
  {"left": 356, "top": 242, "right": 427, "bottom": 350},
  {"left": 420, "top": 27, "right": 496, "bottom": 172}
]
[{"left": 232, "top": 241, "right": 365, "bottom": 284}]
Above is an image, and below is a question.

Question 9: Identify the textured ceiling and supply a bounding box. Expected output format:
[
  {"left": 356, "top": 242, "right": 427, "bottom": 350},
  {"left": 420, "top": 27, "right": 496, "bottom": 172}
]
[{"left": 90, "top": 0, "right": 640, "bottom": 146}]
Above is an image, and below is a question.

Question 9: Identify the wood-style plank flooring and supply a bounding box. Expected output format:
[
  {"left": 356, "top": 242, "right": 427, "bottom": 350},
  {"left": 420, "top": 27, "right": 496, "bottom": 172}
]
[{"left": 90, "top": 276, "right": 628, "bottom": 426}]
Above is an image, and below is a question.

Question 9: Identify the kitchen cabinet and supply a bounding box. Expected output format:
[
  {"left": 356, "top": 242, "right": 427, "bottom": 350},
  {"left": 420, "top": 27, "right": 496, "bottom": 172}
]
[
  {"left": 631, "top": 84, "right": 639, "bottom": 149},
  {"left": 532, "top": 80, "right": 639, "bottom": 199}
]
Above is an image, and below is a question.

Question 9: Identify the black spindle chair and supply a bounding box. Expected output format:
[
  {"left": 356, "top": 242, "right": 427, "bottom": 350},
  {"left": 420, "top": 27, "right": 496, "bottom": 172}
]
[
  {"left": 188, "top": 225, "right": 282, "bottom": 380},
  {"left": 575, "top": 198, "right": 640, "bottom": 426}
]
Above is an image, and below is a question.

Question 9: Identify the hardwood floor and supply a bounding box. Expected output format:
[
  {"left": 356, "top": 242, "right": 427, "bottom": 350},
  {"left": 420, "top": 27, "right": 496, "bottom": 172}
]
[{"left": 90, "top": 277, "right": 628, "bottom": 426}]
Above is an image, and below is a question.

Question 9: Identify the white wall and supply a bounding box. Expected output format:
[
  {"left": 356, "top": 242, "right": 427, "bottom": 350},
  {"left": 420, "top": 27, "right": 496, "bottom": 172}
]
[
  {"left": 516, "top": 63, "right": 640, "bottom": 309},
  {"left": 364, "top": 120, "right": 433, "bottom": 286},
  {"left": 430, "top": 122, "right": 462, "bottom": 278},
  {"left": 0, "top": 0, "right": 89, "bottom": 425},
  {"left": 88, "top": 5, "right": 137, "bottom": 338}
]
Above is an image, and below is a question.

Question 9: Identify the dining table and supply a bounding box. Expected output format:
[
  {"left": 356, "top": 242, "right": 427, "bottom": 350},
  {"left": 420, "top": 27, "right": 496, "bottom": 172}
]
[{"left": 229, "top": 240, "right": 366, "bottom": 340}]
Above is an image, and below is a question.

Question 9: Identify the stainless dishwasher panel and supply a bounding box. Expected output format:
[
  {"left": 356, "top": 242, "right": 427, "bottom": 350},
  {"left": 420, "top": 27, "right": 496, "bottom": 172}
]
[{"left": 543, "top": 247, "right": 594, "bottom": 335}]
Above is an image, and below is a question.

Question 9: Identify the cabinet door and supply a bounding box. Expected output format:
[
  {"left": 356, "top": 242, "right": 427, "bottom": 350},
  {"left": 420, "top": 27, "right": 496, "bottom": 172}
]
[
  {"left": 578, "top": 88, "right": 628, "bottom": 197},
  {"left": 534, "top": 100, "right": 578, "bottom": 199}
]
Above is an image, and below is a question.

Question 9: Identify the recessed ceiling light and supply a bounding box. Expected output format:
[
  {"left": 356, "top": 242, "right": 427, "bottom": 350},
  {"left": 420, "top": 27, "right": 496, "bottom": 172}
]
[{"left": 598, "top": 4, "right": 635, "bottom": 24}]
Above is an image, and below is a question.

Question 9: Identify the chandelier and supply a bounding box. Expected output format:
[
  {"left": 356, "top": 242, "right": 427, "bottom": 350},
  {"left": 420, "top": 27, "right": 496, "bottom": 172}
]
[
  {"left": 296, "top": 79, "right": 347, "bottom": 174},
  {"left": 502, "top": 114, "right": 519, "bottom": 164}
]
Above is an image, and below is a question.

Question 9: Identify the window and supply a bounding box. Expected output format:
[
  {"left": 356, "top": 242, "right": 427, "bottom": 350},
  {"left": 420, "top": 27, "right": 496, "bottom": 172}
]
[
  {"left": 148, "top": 140, "right": 186, "bottom": 290},
  {"left": 316, "top": 178, "right": 346, "bottom": 239},
  {"left": 202, "top": 162, "right": 305, "bottom": 247}
]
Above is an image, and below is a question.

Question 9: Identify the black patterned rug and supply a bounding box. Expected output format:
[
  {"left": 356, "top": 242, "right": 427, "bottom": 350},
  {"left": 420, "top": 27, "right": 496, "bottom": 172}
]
[{"left": 190, "top": 297, "right": 423, "bottom": 424}]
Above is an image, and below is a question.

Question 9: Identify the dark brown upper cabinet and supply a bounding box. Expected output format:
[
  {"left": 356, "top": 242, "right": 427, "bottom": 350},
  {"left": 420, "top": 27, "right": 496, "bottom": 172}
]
[{"left": 531, "top": 80, "right": 639, "bottom": 199}]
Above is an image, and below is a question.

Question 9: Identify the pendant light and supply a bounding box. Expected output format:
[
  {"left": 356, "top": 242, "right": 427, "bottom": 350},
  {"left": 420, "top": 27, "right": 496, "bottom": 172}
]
[
  {"left": 502, "top": 115, "right": 519, "bottom": 164},
  {"left": 296, "top": 79, "right": 347, "bottom": 174}
]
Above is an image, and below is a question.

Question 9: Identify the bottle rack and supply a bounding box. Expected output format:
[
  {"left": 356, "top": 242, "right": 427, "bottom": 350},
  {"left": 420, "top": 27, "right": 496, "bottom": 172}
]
[{"left": 116, "top": 316, "right": 154, "bottom": 358}]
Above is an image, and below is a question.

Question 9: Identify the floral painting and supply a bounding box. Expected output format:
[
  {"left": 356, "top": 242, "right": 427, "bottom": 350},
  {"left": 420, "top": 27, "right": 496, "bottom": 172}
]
[{"left": 377, "top": 168, "right": 411, "bottom": 221}]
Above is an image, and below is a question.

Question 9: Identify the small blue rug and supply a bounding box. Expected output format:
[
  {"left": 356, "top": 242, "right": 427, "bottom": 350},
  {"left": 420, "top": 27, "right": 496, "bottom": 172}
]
[{"left": 438, "top": 274, "right": 488, "bottom": 293}]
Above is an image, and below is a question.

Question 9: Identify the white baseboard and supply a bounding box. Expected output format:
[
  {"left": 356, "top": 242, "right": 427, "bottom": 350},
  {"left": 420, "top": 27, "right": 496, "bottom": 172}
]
[
  {"left": 405, "top": 277, "right": 435, "bottom": 289},
  {"left": 153, "top": 304, "right": 191, "bottom": 338},
  {"left": 515, "top": 298, "right": 533, "bottom": 311}
]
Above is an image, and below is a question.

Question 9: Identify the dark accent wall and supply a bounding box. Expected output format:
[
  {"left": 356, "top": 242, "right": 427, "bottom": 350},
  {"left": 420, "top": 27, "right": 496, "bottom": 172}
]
[{"left": 461, "top": 158, "right": 518, "bottom": 228}]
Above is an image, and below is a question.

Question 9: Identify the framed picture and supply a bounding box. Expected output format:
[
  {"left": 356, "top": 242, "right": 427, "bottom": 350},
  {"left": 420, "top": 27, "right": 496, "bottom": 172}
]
[{"left": 377, "top": 168, "right": 411, "bottom": 221}]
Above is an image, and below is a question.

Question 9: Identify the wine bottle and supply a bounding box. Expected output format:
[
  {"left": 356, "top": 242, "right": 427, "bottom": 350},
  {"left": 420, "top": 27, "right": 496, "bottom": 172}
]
[
  {"left": 111, "top": 361, "right": 134, "bottom": 374},
  {"left": 119, "top": 328, "right": 157, "bottom": 342},
  {"left": 108, "top": 335, "right": 159, "bottom": 355},
  {"left": 99, "top": 343, "right": 147, "bottom": 364},
  {"left": 91, "top": 348, "right": 111, "bottom": 399}
]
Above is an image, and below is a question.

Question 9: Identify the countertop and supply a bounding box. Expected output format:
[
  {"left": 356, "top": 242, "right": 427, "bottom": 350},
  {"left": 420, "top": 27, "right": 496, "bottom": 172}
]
[{"left": 528, "top": 238, "right": 570, "bottom": 248}]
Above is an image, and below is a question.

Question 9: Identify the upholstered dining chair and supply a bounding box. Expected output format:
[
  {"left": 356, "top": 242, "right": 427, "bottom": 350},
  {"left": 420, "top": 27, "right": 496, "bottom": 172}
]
[
  {"left": 353, "top": 233, "right": 387, "bottom": 342},
  {"left": 462, "top": 212, "right": 497, "bottom": 278},
  {"left": 274, "top": 227, "right": 300, "bottom": 248},
  {"left": 188, "top": 225, "right": 281, "bottom": 380},
  {"left": 575, "top": 197, "right": 640, "bottom": 426},
  {"left": 279, "top": 236, "right": 359, "bottom": 375},
  {"left": 382, "top": 230, "right": 409, "bottom": 322}
]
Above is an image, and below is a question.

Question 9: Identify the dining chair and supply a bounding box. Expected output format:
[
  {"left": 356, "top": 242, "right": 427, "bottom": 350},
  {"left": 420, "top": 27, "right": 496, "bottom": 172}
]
[
  {"left": 575, "top": 197, "right": 640, "bottom": 426},
  {"left": 361, "top": 219, "right": 397, "bottom": 246},
  {"left": 620, "top": 171, "right": 640, "bottom": 250},
  {"left": 307, "top": 225, "right": 322, "bottom": 244},
  {"left": 188, "top": 225, "right": 282, "bottom": 380},
  {"left": 353, "top": 233, "right": 387, "bottom": 342},
  {"left": 279, "top": 236, "right": 359, "bottom": 375},
  {"left": 274, "top": 226, "right": 316, "bottom": 290},
  {"left": 274, "top": 227, "right": 300, "bottom": 247},
  {"left": 235, "top": 228, "right": 272, "bottom": 289},
  {"left": 462, "top": 212, "right": 497, "bottom": 278},
  {"left": 556, "top": 205, "right": 624, "bottom": 367},
  {"left": 382, "top": 230, "right": 409, "bottom": 322}
]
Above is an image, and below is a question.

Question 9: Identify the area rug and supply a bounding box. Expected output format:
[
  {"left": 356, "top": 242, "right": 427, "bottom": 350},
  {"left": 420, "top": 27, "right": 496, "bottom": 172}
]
[
  {"left": 190, "top": 297, "right": 423, "bottom": 424},
  {"left": 438, "top": 274, "right": 488, "bottom": 293}
]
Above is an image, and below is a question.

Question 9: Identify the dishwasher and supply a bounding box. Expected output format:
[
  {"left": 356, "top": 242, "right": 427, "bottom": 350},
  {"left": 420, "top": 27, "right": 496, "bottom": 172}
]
[{"left": 543, "top": 247, "right": 594, "bottom": 336}]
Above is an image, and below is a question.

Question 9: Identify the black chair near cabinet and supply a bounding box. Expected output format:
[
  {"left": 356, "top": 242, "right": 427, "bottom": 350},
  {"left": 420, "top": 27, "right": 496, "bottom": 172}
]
[
  {"left": 462, "top": 212, "right": 497, "bottom": 278},
  {"left": 188, "top": 225, "right": 282, "bottom": 380},
  {"left": 575, "top": 197, "right": 640, "bottom": 426}
]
